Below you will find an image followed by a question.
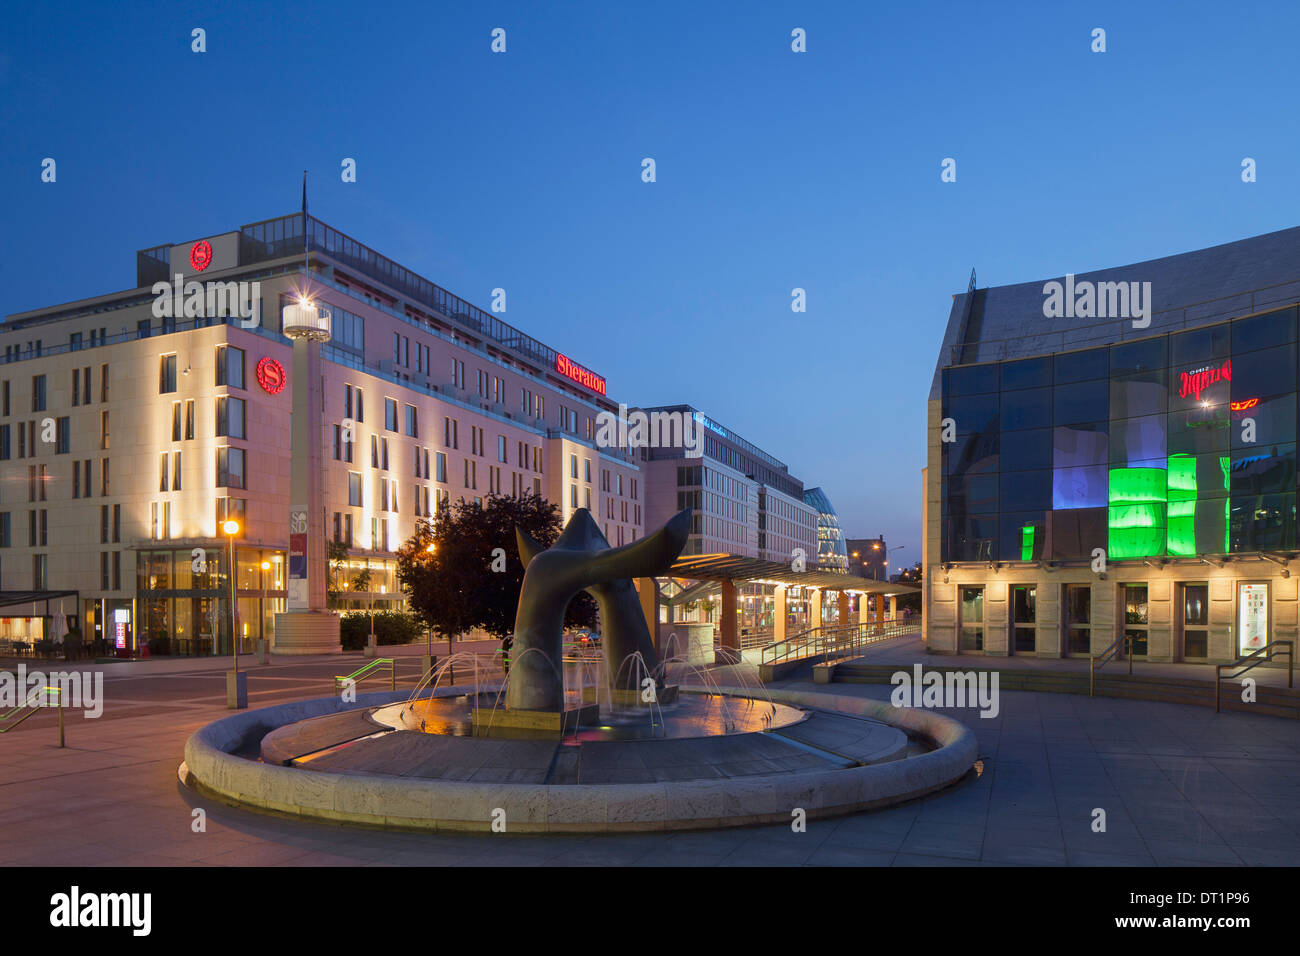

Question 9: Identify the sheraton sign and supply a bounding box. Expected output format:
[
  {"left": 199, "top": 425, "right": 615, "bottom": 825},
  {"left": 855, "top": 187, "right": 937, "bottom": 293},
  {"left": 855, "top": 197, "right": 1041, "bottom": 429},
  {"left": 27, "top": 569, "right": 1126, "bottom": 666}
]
[{"left": 555, "top": 354, "right": 607, "bottom": 395}]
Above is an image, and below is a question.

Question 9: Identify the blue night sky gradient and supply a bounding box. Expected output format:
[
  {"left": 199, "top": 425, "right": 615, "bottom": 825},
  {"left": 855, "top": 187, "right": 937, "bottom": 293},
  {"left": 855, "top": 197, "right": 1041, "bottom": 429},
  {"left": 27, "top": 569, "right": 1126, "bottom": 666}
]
[{"left": 3, "top": 0, "right": 1300, "bottom": 567}]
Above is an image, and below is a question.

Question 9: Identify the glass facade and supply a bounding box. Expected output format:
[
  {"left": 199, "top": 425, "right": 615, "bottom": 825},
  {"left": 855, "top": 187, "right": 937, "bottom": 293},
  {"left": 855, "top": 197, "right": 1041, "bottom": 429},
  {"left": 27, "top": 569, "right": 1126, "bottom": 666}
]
[{"left": 942, "top": 306, "right": 1299, "bottom": 562}]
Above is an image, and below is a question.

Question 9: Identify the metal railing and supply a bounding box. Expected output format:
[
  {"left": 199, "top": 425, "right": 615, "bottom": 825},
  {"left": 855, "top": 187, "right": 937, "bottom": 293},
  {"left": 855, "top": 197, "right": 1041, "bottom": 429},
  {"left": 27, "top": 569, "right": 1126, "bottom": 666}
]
[
  {"left": 0, "top": 686, "right": 64, "bottom": 746},
  {"left": 334, "top": 658, "right": 396, "bottom": 695},
  {"left": 760, "top": 620, "right": 917, "bottom": 666},
  {"left": 1216, "top": 640, "right": 1294, "bottom": 713},
  {"left": 1089, "top": 633, "right": 1134, "bottom": 698},
  {"left": 715, "top": 627, "right": 774, "bottom": 651}
]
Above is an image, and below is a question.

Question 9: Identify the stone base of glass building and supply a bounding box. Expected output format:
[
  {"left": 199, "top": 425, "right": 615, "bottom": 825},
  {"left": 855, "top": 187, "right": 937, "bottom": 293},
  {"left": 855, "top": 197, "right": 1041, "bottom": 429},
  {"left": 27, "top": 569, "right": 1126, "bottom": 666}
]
[{"left": 925, "top": 557, "right": 1291, "bottom": 664}]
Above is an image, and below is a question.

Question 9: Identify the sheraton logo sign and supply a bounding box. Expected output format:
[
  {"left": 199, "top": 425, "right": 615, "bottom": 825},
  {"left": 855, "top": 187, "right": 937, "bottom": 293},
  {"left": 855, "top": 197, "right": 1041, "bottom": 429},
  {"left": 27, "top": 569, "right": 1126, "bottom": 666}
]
[{"left": 555, "top": 354, "right": 607, "bottom": 395}]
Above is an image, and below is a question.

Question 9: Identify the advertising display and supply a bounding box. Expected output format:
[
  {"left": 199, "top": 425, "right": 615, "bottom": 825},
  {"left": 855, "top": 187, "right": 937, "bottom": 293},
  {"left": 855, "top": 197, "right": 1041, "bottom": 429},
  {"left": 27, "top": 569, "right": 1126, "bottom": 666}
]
[{"left": 1238, "top": 583, "right": 1269, "bottom": 655}]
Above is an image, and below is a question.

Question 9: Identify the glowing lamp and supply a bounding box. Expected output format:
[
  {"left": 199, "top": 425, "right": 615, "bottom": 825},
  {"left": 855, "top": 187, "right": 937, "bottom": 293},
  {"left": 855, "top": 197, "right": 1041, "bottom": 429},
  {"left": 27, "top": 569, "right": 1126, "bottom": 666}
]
[
  {"left": 281, "top": 298, "right": 332, "bottom": 341},
  {"left": 223, "top": 520, "right": 240, "bottom": 535}
]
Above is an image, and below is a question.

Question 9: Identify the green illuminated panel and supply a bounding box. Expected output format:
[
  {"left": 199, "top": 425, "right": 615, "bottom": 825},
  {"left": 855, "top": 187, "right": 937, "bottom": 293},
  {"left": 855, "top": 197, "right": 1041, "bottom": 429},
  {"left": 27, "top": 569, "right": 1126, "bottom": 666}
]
[
  {"left": 1108, "top": 467, "right": 1167, "bottom": 559},
  {"left": 1020, "top": 525, "right": 1034, "bottom": 562}
]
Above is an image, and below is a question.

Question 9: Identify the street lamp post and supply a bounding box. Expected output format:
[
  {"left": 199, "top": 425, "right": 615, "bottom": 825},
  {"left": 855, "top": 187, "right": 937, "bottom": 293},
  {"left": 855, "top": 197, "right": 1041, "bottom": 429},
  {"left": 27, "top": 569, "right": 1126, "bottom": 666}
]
[
  {"left": 260, "top": 560, "right": 271, "bottom": 665},
  {"left": 223, "top": 519, "right": 246, "bottom": 709}
]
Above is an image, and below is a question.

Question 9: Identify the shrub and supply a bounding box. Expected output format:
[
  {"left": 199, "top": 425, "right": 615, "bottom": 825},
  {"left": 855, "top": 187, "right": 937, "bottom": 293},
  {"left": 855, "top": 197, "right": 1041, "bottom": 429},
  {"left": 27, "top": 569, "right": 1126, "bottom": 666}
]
[{"left": 338, "top": 611, "right": 424, "bottom": 651}]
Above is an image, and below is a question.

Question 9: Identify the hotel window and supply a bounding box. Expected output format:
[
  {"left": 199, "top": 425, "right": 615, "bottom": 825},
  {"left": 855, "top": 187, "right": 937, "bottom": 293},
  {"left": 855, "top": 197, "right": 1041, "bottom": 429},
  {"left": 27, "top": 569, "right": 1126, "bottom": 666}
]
[
  {"left": 100, "top": 365, "right": 108, "bottom": 402},
  {"left": 172, "top": 402, "right": 182, "bottom": 442},
  {"left": 585, "top": 488, "right": 591, "bottom": 509},
  {"left": 71, "top": 368, "right": 80, "bottom": 406},
  {"left": 535, "top": 395, "right": 544, "bottom": 419},
  {"left": 570, "top": 455, "right": 578, "bottom": 479},
  {"left": 617, "top": 474, "right": 624, "bottom": 495},
  {"left": 0, "top": 512, "right": 9, "bottom": 548},
  {"left": 1013, "top": 586, "right": 1036, "bottom": 653},
  {"left": 478, "top": 369, "right": 488, "bottom": 398},
  {"left": 1182, "top": 583, "right": 1209, "bottom": 659},
  {"left": 371, "top": 435, "right": 379, "bottom": 468},
  {"left": 631, "top": 478, "right": 637, "bottom": 500},
  {"left": 54, "top": 417, "right": 69, "bottom": 455},
  {"left": 0, "top": 424, "right": 8, "bottom": 461},
  {"left": 493, "top": 376, "right": 504, "bottom": 403},
  {"left": 27, "top": 510, "right": 35, "bottom": 546},
  {"left": 215, "top": 497, "right": 246, "bottom": 532},
  {"left": 1065, "top": 585, "right": 1092, "bottom": 655},
  {"left": 497, "top": 435, "right": 507, "bottom": 463},
  {"left": 100, "top": 505, "right": 107, "bottom": 543},
  {"left": 216, "top": 447, "right": 245, "bottom": 489},
  {"left": 32, "top": 374, "right": 46, "bottom": 411},
  {"left": 959, "top": 586, "right": 984, "bottom": 651},
  {"left": 533, "top": 447, "right": 542, "bottom": 472},
  {"left": 348, "top": 472, "right": 362, "bottom": 507},
  {"left": 452, "top": 359, "right": 465, "bottom": 390},
  {"left": 521, "top": 388, "right": 531, "bottom": 416},
  {"left": 533, "top": 477, "right": 542, "bottom": 496},
  {"left": 159, "top": 453, "right": 168, "bottom": 492},
  {"left": 101, "top": 458, "right": 109, "bottom": 495},
  {"left": 113, "top": 551, "right": 120, "bottom": 590},
  {"left": 471, "top": 426, "right": 483, "bottom": 456},
  {"left": 112, "top": 503, "right": 119, "bottom": 542},
  {"left": 37, "top": 465, "right": 46, "bottom": 501},
  {"left": 2, "top": 380, "right": 8, "bottom": 416},
  {"left": 405, "top": 405, "right": 418, "bottom": 438},
  {"left": 436, "top": 452, "right": 447, "bottom": 483},
  {"left": 444, "top": 417, "right": 458, "bottom": 449},
  {"left": 159, "top": 356, "right": 176, "bottom": 394},
  {"left": 1124, "top": 584, "right": 1149, "bottom": 657},
  {"left": 385, "top": 398, "right": 398, "bottom": 432},
  {"left": 38, "top": 509, "right": 46, "bottom": 546},
  {"left": 570, "top": 485, "right": 578, "bottom": 508},
  {"left": 101, "top": 552, "right": 109, "bottom": 590},
  {"left": 184, "top": 399, "right": 194, "bottom": 440},
  {"left": 585, "top": 459, "right": 591, "bottom": 483},
  {"left": 215, "top": 345, "right": 245, "bottom": 389},
  {"left": 172, "top": 451, "right": 181, "bottom": 491},
  {"left": 33, "top": 554, "right": 46, "bottom": 590},
  {"left": 73, "top": 462, "right": 82, "bottom": 499},
  {"left": 465, "top": 458, "right": 477, "bottom": 489},
  {"left": 382, "top": 438, "right": 389, "bottom": 470},
  {"left": 216, "top": 396, "right": 246, "bottom": 439},
  {"left": 423, "top": 448, "right": 430, "bottom": 479}
]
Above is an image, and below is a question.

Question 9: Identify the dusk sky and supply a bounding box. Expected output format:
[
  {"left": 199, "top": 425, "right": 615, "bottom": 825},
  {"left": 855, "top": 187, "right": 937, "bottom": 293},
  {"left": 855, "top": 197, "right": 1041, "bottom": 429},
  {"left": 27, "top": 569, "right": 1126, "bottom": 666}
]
[{"left": 4, "top": 0, "right": 1300, "bottom": 567}]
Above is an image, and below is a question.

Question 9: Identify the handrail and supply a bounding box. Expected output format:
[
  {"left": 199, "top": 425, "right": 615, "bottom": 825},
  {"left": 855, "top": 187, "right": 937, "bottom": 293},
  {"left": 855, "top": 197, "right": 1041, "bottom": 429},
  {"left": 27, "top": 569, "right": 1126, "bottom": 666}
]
[
  {"left": 760, "top": 620, "right": 917, "bottom": 666},
  {"left": 1089, "top": 633, "right": 1133, "bottom": 698},
  {"left": 1216, "top": 640, "right": 1294, "bottom": 713},
  {"left": 334, "top": 658, "right": 395, "bottom": 695},
  {"left": 0, "top": 686, "right": 64, "bottom": 746}
]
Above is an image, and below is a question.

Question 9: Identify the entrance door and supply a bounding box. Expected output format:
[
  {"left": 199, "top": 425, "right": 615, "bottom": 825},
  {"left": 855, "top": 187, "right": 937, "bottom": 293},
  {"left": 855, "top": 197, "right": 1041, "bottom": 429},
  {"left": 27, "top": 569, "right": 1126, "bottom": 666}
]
[
  {"left": 1181, "top": 583, "right": 1208, "bottom": 659},
  {"left": 1012, "top": 586, "right": 1036, "bottom": 653},
  {"left": 1124, "top": 584, "right": 1149, "bottom": 657},
  {"left": 960, "top": 586, "right": 985, "bottom": 652}
]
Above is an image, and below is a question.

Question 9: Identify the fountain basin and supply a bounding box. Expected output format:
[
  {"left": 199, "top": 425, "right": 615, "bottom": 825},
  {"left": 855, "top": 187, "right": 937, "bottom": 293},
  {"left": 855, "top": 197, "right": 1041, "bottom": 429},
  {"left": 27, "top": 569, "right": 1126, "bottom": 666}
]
[{"left": 180, "top": 685, "right": 978, "bottom": 833}]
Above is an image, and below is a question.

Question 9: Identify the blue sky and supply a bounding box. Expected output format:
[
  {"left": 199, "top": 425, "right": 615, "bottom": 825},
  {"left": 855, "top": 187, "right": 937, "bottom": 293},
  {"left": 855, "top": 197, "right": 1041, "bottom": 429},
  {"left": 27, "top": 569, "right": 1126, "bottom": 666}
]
[{"left": 3, "top": 0, "right": 1299, "bottom": 567}]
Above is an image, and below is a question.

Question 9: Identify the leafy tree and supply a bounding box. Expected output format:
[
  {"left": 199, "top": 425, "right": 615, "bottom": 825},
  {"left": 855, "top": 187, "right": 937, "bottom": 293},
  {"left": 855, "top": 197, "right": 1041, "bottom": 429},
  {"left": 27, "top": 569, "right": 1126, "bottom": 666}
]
[{"left": 396, "top": 493, "right": 597, "bottom": 664}]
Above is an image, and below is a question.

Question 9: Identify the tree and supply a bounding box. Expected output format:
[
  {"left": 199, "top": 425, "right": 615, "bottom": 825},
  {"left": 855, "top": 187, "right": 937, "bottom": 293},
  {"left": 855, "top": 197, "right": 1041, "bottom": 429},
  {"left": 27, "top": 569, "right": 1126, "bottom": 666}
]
[
  {"left": 396, "top": 493, "right": 598, "bottom": 663},
  {"left": 326, "top": 540, "right": 350, "bottom": 606}
]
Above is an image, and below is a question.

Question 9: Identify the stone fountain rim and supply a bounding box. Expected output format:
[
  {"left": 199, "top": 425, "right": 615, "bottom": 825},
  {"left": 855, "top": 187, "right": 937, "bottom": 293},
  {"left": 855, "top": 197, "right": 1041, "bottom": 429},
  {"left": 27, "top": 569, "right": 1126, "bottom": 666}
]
[{"left": 180, "top": 685, "right": 978, "bottom": 833}]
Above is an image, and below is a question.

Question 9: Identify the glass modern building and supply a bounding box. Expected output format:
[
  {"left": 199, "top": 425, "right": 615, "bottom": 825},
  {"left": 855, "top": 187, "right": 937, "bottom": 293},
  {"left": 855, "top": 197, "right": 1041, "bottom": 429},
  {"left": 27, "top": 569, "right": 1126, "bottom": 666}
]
[
  {"left": 926, "top": 227, "right": 1300, "bottom": 664},
  {"left": 803, "top": 487, "right": 850, "bottom": 572}
]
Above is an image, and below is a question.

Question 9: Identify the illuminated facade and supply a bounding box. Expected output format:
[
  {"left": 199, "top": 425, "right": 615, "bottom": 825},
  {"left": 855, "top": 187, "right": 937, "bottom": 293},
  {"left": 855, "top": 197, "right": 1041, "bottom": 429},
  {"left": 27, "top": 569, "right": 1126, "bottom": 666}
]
[
  {"left": 926, "top": 227, "right": 1300, "bottom": 663},
  {"left": 0, "top": 213, "right": 642, "bottom": 654}
]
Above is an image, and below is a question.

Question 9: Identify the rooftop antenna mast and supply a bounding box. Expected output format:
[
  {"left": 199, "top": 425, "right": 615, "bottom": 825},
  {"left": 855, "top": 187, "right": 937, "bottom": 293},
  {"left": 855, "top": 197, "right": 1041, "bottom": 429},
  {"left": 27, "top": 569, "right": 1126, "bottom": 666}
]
[{"left": 302, "top": 170, "right": 310, "bottom": 300}]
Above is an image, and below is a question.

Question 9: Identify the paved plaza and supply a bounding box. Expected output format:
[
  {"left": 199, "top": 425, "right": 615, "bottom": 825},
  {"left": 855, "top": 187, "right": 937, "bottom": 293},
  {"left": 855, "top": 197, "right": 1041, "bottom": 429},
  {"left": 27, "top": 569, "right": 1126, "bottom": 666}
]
[{"left": 2, "top": 642, "right": 1299, "bottom": 866}]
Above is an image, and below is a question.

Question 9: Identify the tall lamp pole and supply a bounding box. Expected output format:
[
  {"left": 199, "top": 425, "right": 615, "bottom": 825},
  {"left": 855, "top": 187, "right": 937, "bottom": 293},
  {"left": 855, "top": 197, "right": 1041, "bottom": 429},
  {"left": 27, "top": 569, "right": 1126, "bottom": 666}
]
[
  {"left": 260, "top": 560, "right": 271, "bottom": 664},
  {"left": 223, "top": 519, "right": 240, "bottom": 672},
  {"left": 223, "top": 519, "right": 246, "bottom": 709}
]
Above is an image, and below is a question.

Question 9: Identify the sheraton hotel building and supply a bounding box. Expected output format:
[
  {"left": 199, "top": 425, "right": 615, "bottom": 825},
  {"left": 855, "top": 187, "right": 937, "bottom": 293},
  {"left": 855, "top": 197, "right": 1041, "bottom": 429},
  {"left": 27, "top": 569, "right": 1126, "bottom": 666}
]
[
  {"left": 0, "top": 212, "right": 824, "bottom": 654},
  {"left": 925, "top": 226, "right": 1300, "bottom": 664}
]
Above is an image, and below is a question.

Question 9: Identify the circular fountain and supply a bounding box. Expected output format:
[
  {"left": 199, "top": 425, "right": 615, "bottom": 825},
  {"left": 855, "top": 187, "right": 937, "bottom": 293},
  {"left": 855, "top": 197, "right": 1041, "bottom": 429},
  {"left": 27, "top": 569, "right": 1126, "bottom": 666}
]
[{"left": 181, "top": 509, "right": 977, "bottom": 832}]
